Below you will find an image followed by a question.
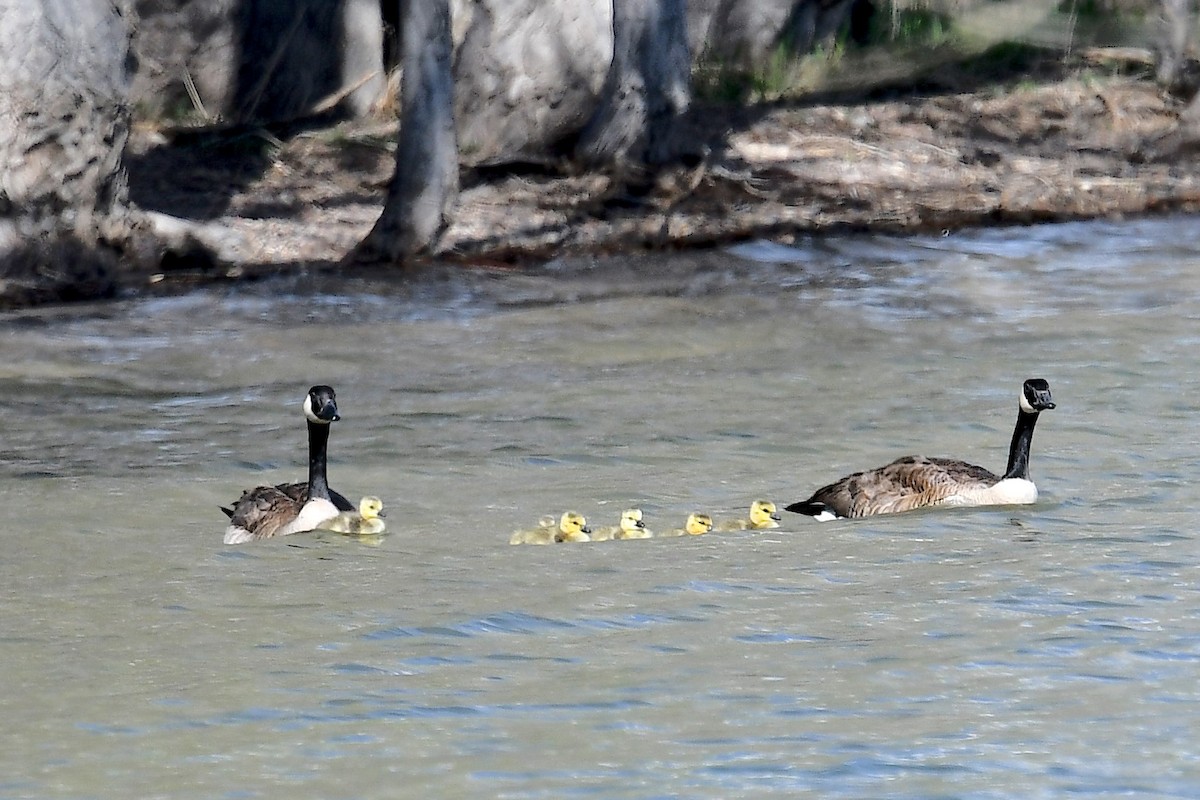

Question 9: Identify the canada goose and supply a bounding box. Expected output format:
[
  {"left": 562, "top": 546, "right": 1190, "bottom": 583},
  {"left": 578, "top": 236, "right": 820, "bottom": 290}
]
[
  {"left": 222, "top": 385, "right": 353, "bottom": 544},
  {"left": 320, "top": 496, "right": 387, "bottom": 535},
  {"left": 718, "top": 499, "right": 782, "bottom": 531},
  {"left": 658, "top": 512, "right": 714, "bottom": 537},
  {"left": 593, "top": 508, "right": 651, "bottom": 541},
  {"left": 786, "top": 378, "right": 1056, "bottom": 520},
  {"left": 509, "top": 511, "right": 592, "bottom": 545}
]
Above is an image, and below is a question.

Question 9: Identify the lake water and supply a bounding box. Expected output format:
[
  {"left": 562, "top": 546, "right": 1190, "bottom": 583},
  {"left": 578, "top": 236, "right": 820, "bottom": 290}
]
[{"left": 2, "top": 215, "right": 1199, "bottom": 798}]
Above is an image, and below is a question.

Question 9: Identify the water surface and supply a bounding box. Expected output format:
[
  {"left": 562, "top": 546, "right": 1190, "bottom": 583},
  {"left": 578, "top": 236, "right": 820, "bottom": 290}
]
[{"left": 2, "top": 216, "right": 1199, "bottom": 798}]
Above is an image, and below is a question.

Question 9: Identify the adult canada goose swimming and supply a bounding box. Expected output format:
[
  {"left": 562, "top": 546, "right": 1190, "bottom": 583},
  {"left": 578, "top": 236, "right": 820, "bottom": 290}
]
[
  {"left": 718, "top": 499, "right": 782, "bottom": 531},
  {"left": 593, "top": 508, "right": 651, "bottom": 541},
  {"left": 320, "top": 496, "right": 387, "bottom": 535},
  {"left": 658, "top": 512, "right": 714, "bottom": 537},
  {"left": 786, "top": 378, "right": 1056, "bottom": 520},
  {"left": 509, "top": 511, "right": 592, "bottom": 545},
  {"left": 222, "top": 385, "right": 353, "bottom": 544}
]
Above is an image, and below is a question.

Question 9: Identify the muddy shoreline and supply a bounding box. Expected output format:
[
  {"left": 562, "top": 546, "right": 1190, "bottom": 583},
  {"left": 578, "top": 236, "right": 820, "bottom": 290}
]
[{"left": 122, "top": 73, "right": 1200, "bottom": 292}]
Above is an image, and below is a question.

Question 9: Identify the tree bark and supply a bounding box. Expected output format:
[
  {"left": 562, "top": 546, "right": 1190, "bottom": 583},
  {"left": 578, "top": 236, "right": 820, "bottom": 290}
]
[
  {"left": 351, "top": 0, "right": 458, "bottom": 265},
  {"left": 575, "top": 0, "right": 692, "bottom": 170},
  {"left": 0, "top": 0, "right": 143, "bottom": 306},
  {"left": 1154, "top": 0, "right": 1194, "bottom": 92},
  {"left": 451, "top": 0, "right": 612, "bottom": 164}
]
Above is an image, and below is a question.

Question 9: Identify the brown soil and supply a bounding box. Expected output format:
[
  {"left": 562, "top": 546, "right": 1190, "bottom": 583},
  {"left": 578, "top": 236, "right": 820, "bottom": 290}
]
[{"left": 126, "top": 72, "right": 1200, "bottom": 289}]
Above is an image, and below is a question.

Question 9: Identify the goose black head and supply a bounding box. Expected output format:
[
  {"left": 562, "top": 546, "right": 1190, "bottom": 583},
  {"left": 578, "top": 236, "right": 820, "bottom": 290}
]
[
  {"left": 1019, "top": 378, "right": 1055, "bottom": 414},
  {"left": 303, "top": 385, "right": 341, "bottom": 424}
]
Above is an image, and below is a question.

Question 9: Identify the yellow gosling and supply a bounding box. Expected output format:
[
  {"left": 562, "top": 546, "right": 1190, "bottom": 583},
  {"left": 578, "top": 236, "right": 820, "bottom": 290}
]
[
  {"left": 615, "top": 508, "right": 653, "bottom": 539},
  {"left": 555, "top": 511, "right": 592, "bottom": 543},
  {"left": 510, "top": 511, "right": 592, "bottom": 545},
  {"left": 659, "top": 512, "right": 714, "bottom": 537},
  {"left": 319, "top": 496, "right": 387, "bottom": 535},
  {"left": 719, "top": 500, "right": 781, "bottom": 531},
  {"left": 594, "top": 508, "right": 651, "bottom": 541}
]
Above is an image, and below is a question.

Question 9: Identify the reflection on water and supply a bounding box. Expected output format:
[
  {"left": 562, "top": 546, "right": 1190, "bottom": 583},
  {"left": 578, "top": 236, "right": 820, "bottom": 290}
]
[{"left": 2, "top": 216, "right": 1200, "bottom": 797}]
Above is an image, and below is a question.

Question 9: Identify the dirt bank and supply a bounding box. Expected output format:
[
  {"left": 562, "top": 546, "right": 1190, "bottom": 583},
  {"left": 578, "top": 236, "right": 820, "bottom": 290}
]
[{"left": 126, "top": 71, "right": 1200, "bottom": 289}]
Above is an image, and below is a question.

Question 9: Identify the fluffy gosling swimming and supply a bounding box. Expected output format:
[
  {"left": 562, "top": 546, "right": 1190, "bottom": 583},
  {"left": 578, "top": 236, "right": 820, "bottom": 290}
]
[
  {"left": 593, "top": 508, "right": 651, "bottom": 541},
  {"left": 319, "top": 496, "right": 387, "bottom": 535},
  {"left": 718, "top": 500, "right": 781, "bottom": 531},
  {"left": 658, "top": 512, "right": 714, "bottom": 537},
  {"left": 510, "top": 511, "right": 592, "bottom": 545}
]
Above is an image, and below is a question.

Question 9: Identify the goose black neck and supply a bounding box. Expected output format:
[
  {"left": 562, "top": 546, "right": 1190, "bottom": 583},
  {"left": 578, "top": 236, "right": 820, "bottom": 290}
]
[
  {"left": 1002, "top": 408, "right": 1041, "bottom": 480},
  {"left": 306, "top": 419, "right": 333, "bottom": 501}
]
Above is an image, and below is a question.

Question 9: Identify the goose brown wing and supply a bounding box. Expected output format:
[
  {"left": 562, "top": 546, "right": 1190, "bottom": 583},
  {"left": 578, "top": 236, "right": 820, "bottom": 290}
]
[
  {"left": 813, "top": 457, "right": 942, "bottom": 517},
  {"left": 842, "top": 460, "right": 930, "bottom": 517},
  {"left": 227, "top": 485, "right": 303, "bottom": 539},
  {"left": 924, "top": 457, "right": 1000, "bottom": 486},
  {"left": 789, "top": 469, "right": 875, "bottom": 518},
  {"left": 275, "top": 482, "right": 308, "bottom": 503},
  {"left": 274, "top": 481, "right": 353, "bottom": 511},
  {"left": 865, "top": 455, "right": 999, "bottom": 512},
  {"left": 791, "top": 455, "right": 1002, "bottom": 518}
]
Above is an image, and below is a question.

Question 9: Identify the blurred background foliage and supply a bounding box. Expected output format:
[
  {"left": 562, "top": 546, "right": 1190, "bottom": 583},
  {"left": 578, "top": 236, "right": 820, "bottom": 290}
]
[{"left": 694, "top": 0, "right": 1180, "bottom": 103}]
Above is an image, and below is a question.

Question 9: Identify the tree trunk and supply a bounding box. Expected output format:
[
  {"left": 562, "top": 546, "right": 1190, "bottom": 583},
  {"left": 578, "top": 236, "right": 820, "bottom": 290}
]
[
  {"left": 351, "top": 0, "right": 458, "bottom": 265},
  {"left": 1154, "top": 0, "right": 1194, "bottom": 92},
  {"left": 0, "top": 0, "right": 142, "bottom": 306},
  {"left": 451, "top": 0, "right": 612, "bottom": 164},
  {"left": 575, "top": 0, "right": 691, "bottom": 170}
]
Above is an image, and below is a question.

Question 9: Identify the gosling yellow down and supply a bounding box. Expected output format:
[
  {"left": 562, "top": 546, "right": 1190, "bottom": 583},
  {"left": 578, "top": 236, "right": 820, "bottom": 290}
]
[
  {"left": 510, "top": 511, "right": 592, "bottom": 545},
  {"left": 658, "top": 512, "right": 714, "bottom": 537},
  {"left": 319, "top": 496, "right": 387, "bottom": 535},
  {"left": 718, "top": 500, "right": 781, "bottom": 531},
  {"left": 593, "top": 508, "right": 652, "bottom": 541}
]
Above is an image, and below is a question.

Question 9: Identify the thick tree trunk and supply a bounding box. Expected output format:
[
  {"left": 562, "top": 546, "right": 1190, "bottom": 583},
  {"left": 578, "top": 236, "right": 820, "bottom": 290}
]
[
  {"left": 575, "top": 0, "right": 691, "bottom": 170},
  {"left": 351, "top": 0, "right": 458, "bottom": 265},
  {"left": 0, "top": 0, "right": 142, "bottom": 306},
  {"left": 451, "top": 0, "right": 612, "bottom": 164}
]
